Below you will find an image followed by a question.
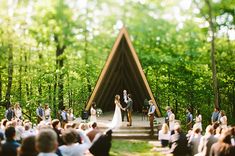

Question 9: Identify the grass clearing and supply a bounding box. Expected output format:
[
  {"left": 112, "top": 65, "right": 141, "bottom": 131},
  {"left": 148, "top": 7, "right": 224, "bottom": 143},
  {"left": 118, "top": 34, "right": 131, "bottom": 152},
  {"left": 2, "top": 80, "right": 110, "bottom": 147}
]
[{"left": 110, "top": 139, "right": 164, "bottom": 156}]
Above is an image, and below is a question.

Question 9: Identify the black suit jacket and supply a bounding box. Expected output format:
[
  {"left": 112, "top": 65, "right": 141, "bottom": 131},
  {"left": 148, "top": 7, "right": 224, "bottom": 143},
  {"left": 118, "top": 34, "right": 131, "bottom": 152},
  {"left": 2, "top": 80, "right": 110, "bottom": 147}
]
[
  {"left": 126, "top": 98, "right": 133, "bottom": 112},
  {"left": 169, "top": 132, "right": 190, "bottom": 156}
]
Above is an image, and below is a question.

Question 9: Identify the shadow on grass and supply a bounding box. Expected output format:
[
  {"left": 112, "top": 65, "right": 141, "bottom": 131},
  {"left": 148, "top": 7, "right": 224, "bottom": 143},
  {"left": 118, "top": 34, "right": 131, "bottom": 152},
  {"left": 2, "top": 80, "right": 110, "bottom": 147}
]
[{"left": 110, "top": 139, "right": 164, "bottom": 156}]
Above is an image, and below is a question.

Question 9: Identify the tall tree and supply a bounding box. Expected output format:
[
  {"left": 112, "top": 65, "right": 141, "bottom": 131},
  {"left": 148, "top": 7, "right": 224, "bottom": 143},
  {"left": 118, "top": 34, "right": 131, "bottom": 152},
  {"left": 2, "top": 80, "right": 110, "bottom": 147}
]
[
  {"left": 205, "top": 0, "right": 219, "bottom": 108},
  {"left": 5, "top": 44, "right": 13, "bottom": 108}
]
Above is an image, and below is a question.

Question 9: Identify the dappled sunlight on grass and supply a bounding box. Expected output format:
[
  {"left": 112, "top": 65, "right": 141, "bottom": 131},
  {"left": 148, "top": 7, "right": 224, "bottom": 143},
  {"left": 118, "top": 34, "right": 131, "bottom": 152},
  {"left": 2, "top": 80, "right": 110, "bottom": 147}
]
[{"left": 110, "top": 140, "right": 164, "bottom": 156}]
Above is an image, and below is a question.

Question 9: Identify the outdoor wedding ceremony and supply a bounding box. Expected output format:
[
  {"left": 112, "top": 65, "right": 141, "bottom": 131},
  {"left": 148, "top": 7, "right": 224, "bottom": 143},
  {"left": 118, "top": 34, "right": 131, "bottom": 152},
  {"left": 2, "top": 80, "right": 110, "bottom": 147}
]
[{"left": 0, "top": 0, "right": 235, "bottom": 156}]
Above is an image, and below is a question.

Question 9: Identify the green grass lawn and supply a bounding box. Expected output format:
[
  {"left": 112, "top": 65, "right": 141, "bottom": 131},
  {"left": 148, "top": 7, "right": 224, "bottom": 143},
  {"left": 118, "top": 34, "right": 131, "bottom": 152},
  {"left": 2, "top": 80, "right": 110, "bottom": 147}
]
[{"left": 110, "top": 139, "right": 164, "bottom": 156}]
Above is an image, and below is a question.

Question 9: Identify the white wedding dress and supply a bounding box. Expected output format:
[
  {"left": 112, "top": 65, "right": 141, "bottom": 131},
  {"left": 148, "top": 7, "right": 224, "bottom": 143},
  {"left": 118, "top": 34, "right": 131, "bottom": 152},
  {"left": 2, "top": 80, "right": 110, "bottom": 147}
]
[{"left": 109, "top": 100, "right": 122, "bottom": 129}]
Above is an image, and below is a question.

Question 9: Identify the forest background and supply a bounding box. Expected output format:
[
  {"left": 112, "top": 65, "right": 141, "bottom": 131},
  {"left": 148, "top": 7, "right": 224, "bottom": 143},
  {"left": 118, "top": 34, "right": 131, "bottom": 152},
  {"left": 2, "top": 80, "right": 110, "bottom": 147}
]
[{"left": 0, "top": 0, "right": 234, "bottom": 128}]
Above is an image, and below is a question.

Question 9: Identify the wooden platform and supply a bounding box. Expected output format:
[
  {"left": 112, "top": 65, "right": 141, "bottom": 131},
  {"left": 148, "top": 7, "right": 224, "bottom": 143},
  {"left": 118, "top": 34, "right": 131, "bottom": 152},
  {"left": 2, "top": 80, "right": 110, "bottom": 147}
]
[{"left": 93, "top": 112, "right": 164, "bottom": 140}]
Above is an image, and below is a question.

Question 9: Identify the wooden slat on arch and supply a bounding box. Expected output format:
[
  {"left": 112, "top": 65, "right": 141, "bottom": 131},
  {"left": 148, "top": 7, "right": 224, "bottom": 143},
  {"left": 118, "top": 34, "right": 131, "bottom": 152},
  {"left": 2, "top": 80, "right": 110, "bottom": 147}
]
[{"left": 85, "top": 27, "right": 161, "bottom": 117}]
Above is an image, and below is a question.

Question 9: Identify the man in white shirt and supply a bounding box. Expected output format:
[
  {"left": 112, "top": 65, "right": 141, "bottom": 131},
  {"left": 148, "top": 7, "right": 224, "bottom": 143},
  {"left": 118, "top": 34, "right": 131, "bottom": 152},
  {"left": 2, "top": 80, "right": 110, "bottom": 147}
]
[
  {"left": 122, "top": 90, "right": 129, "bottom": 122},
  {"left": 60, "top": 107, "right": 68, "bottom": 128},
  {"left": 148, "top": 100, "right": 156, "bottom": 135},
  {"left": 36, "top": 104, "right": 44, "bottom": 124}
]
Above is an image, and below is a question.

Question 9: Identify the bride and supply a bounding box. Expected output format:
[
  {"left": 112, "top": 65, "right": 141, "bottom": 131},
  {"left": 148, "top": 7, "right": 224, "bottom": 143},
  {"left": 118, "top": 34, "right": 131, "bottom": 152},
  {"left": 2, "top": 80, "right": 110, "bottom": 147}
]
[{"left": 109, "top": 95, "right": 124, "bottom": 129}]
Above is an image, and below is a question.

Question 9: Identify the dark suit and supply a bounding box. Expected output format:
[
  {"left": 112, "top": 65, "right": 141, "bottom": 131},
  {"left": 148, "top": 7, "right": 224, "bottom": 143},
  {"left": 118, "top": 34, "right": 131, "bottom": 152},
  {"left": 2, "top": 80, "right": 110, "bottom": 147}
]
[
  {"left": 126, "top": 98, "right": 133, "bottom": 126},
  {"left": 89, "top": 130, "right": 112, "bottom": 156},
  {"left": 169, "top": 132, "right": 190, "bottom": 156},
  {"left": 122, "top": 94, "right": 129, "bottom": 122},
  {"left": 1, "top": 140, "right": 20, "bottom": 156}
]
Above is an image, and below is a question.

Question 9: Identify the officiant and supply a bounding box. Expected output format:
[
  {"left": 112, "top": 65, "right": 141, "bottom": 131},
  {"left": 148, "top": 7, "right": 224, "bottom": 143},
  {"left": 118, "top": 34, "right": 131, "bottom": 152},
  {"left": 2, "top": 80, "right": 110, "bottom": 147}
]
[{"left": 121, "top": 90, "right": 129, "bottom": 122}]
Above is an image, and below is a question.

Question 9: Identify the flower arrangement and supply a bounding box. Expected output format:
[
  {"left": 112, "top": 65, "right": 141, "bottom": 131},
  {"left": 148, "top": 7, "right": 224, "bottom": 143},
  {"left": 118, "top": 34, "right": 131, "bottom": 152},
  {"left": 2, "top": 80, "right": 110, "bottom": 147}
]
[{"left": 96, "top": 108, "right": 103, "bottom": 117}]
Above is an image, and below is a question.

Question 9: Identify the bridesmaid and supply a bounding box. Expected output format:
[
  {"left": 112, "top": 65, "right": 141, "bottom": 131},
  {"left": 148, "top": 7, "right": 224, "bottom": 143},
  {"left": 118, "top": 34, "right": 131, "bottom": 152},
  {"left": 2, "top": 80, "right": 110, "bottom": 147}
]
[{"left": 90, "top": 102, "right": 97, "bottom": 122}]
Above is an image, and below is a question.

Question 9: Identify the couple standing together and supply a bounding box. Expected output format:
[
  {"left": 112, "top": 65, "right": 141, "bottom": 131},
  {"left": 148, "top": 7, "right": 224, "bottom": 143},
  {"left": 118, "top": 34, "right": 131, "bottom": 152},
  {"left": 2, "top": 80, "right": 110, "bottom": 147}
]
[{"left": 109, "top": 90, "right": 133, "bottom": 129}]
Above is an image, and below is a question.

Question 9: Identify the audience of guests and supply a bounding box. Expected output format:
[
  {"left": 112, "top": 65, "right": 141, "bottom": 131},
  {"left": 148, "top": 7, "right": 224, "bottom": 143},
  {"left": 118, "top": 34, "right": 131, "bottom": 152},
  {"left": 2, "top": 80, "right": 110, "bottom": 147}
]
[{"left": 1, "top": 102, "right": 235, "bottom": 156}]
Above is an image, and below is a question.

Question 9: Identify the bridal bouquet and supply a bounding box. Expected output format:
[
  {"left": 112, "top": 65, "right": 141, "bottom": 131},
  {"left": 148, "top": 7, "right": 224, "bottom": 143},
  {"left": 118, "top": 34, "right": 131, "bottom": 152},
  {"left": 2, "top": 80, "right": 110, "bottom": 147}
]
[{"left": 96, "top": 108, "right": 103, "bottom": 117}]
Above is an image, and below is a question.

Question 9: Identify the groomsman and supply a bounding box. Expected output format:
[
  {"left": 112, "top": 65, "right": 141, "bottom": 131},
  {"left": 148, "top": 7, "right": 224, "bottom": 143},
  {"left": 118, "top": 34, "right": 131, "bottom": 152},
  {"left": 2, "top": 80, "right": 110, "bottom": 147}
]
[
  {"left": 36, "top": 104, "right": 44, "bottom": 124},
  {"left": 148, "top": 100, "right": 156, "bottom": 135},
  {"left": 125, "top": 94, "right": 133, "bottom": 126},
  {"left": 122, "top": 90, "right": 129, "bottom": 122}
]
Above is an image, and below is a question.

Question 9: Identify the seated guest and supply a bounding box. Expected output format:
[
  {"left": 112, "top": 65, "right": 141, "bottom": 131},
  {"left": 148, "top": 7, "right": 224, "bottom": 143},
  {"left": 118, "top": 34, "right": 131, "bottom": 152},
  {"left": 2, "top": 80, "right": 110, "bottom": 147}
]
[
  {"left": 59, "top": 128, "right": 91, "bottom": 156},
  {"left": 89, "top": 129, "right": 112, "bottom": 156},
  {"left": 1, "top": 126, "right": 20, "bottom": 156},
  {"left": 198, "top": 125, "right": 217, "bottom": 156},
  {"left": 36, "top": 128, "right": 58, "bottom": 156},
  {"left": 210, "top": 130, "right": 235, "bottom": 156},
  {"left": 21, "top": 122, "right": 35, "bottom": 139},
  {"left": 52, "top": 119, "right": 63, "bottom": 146},
  {"left": 18, "top": 136, "right": 38, "bottom": 156},
  {"left": 188, "top": 127, "right": 201, "bottom": 155},
  {"left": 158, "top": 123, "right": 171, "bottom": 147},
  {"left": 214, "top": 126, "right": 222, "bottom": 139},
  {"left": 86, "top": 122, "right": 101, "bottom": 142},
  {"left": 168, "top": 124, "right": 189, "bottom": 156}
]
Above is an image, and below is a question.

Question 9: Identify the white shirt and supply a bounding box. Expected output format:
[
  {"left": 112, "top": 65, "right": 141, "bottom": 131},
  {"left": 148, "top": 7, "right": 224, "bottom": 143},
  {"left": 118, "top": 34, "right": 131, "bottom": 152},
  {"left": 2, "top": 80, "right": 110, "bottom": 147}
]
[
  {"left": 21, "top": 129, "right": 36, "bottom": 139},
  {"left": 123, "top": 94, "right": 128, "bottom": 103},
  {"left": 38, "top": 153, "right": 58, "bottom": 156},
  {"left": 158, "top": 130, "right": 170, "bottom": 140},
  {"left": 59, "top": 130, "right": 91, "bottom": 156},
  {"left": 148, "top": 105, "right": 156, "bottom": 115},
  {"left": 61, "top": 111, "right": 67, "bottom": 121}
]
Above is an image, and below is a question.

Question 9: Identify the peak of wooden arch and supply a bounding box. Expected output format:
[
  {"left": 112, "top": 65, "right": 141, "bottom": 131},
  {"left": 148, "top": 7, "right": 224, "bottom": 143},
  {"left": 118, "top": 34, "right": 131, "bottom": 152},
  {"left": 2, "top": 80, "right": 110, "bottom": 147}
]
[{"left": 85, "top": 27, "right": 161, "bottom": 117}]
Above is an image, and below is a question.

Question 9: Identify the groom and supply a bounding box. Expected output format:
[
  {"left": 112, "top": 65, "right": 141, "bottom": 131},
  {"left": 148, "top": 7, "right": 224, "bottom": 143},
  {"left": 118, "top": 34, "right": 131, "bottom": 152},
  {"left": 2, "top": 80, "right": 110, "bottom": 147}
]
[{"left": 125, "top": 94, "right": 133, "bottom": 126}]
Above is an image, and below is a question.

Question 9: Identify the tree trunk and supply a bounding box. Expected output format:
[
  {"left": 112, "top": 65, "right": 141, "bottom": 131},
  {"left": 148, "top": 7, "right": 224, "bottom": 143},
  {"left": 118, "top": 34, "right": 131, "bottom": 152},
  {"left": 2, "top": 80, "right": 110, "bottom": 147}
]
[
  {"left": 232, "top": 84, "right": 235, "bottom": 118},
  {"left": 53, "top": 80, "right": 57, "bottom": 118},
  {"left": 25, "top": 55, "right": 29, "bottom": 99},
  {"left": 5, "top": 44, "right": 13, "bottom": 108},
  {"left": 205, "top": 0, "right": 219, "bottom": 108},
  {"left": 0, "top": 72, "right": 2, "bottom": 104},
  {"left": 38, "top": 52, "right": 43, "bottom": 99},
  {"left": 19, "top": 54, "right": 22, "bottom": 102},
  {"left": 54, "top": 35, "right": 66, "bottom": 110},
  {"left": 84, "top": 8, "right": 92, "bottom": 94}
]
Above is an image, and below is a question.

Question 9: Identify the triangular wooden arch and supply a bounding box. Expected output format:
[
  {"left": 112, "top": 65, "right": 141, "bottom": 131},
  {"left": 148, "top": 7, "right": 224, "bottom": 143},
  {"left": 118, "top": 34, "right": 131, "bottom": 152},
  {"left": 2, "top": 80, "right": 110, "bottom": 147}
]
[{"left": 85, "top": 27, "right": 161, "bottom": 117}]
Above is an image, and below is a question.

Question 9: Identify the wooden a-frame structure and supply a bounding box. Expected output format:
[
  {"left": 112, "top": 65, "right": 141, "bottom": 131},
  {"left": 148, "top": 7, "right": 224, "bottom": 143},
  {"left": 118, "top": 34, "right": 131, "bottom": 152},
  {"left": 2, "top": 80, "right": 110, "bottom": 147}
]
[{"left": 85, "top": 27, "right": 161, "bottom": 117}]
